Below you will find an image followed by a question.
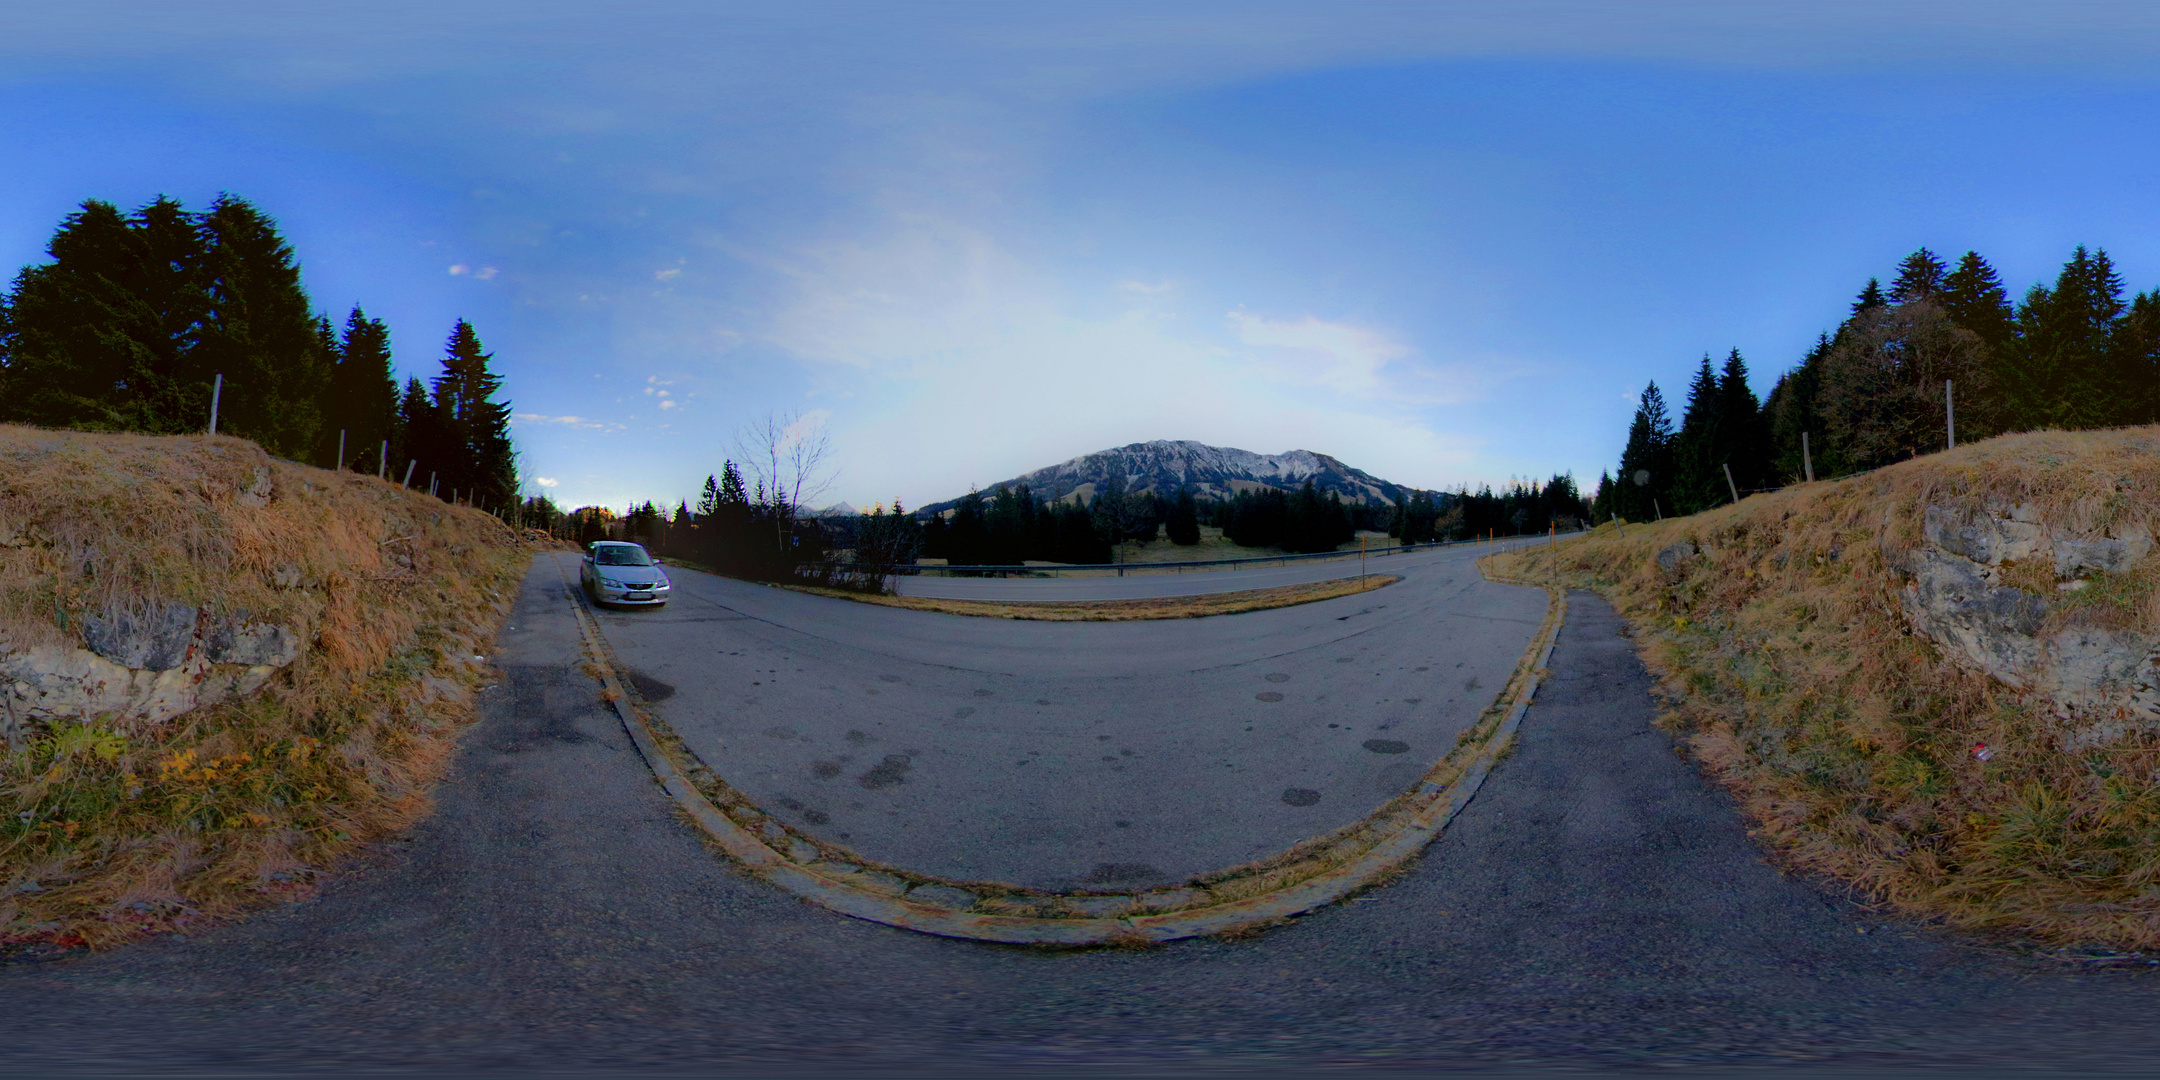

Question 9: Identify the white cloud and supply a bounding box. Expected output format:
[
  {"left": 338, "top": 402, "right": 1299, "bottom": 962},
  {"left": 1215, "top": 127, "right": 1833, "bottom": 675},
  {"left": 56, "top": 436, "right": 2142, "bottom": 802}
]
[
  {"left": 475, "top": 266, "right": 498, "bottom": 280},
  {"left": 659, "top": 399, "right": 677, "bottom": 410},
  {"left": 1227, "top": 311, "right": 1409, "bottom": 398},
  {"left": 534, "top": 476, "right": 560, "bottom": 488},
  {"left": 1119, "top": 279, "right": 1176, "bottom": 294},
  {"left": 448, "top": 264, "right": 469, "bottom": 275},
  {"left": 654, "top": 268, "right": 682, "bottom": 281},
  {"left": 512, "top": 412, "right": 626, "bottom": 432}
]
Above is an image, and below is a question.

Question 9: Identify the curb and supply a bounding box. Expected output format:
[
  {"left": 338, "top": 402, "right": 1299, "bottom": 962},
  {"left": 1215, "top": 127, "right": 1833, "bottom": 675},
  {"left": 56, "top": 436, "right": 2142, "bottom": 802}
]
[{"left": 554, "top": 554, "right": 1565, "bottom": 945}]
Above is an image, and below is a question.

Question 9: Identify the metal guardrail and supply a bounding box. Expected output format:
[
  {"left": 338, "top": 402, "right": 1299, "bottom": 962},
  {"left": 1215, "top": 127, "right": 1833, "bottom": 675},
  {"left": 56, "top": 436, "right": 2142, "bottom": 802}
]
[{"left": 809, "top": 532, "right": 1570, "bottom": 580}]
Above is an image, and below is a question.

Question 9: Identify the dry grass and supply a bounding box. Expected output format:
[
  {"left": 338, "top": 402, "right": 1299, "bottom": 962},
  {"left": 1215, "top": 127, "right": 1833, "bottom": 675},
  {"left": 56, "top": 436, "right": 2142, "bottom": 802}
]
[
  {"left": 0, "top": 426, "right": 532, "bottom": 949},
  {"left": 1489, "top": 426, "right": 2160, "bottom": 949},
  {"left": 782, "top": 574, "right": 1400, "bottom": 621}
]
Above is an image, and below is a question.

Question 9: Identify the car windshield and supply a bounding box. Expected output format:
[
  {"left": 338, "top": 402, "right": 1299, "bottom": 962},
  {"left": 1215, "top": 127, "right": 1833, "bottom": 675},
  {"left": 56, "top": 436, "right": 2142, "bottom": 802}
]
[{"left": 593, "top": 546, "right": 654, "bottom": 567}]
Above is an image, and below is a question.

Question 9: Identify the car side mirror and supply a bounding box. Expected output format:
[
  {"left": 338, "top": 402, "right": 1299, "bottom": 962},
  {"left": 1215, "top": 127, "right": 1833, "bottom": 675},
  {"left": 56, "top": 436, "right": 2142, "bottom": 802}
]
[
  {"left": 652, "top": 557, "right": 664, "bottom": 565},
  {"left": 584, "top": 554, "right": 594, "bottom": 563}
]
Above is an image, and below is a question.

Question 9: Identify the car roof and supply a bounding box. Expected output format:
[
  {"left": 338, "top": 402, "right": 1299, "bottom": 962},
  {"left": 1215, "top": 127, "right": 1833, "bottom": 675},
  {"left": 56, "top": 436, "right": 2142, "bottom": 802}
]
[{"left": 590, "top": 541, "right": 646, "bottom": 549}]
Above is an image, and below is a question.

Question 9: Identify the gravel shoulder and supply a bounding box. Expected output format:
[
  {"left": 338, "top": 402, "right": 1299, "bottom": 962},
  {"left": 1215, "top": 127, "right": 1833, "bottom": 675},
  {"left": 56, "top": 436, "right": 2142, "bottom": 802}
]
[{"left": 2, "top": 577, "right": 2158, "bottom": 1074}]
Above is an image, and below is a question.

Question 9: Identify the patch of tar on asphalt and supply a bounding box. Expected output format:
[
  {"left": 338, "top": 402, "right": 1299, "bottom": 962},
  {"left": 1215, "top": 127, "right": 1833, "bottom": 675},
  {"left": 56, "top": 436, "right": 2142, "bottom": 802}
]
[
  {"left": 1081, "top": 862, "right": 1162, "bottom": 884},
  {"left": 802, "top": 809, "right": 829, "bottom": 825},
  {"left": 1336, "top": 657, "right": 1355, "bottom": 663},
  {"left": 1403, "top": 697, "right": 1422, "bottom": 704},
  {"left": 1281, "top": 788, "right": 1322, "bottom": 806},
  {"left": 623, "top": 669, "right": 675, "bottom": 702},
  {"left": 953, "top": 706, "right": 975, "bottom": 719},
  {"left": 1036, "top": 698, "right": 1052, "bottom": 705},
  {"left": 763, "top": 725, "right": 797, "bottom": 739},
  {"left": 879, "top": 674, "right": 902, "bottom": 683},
  {"left": 810, "top": 761, "right": 843, "bottom": 779},
  {"left": 1414, "top": 666, "right": 1430, "bottom": 672},
  {"left": 1256, "top": 691, "right": 1284, "bottom": 702},
  {"left": 1362, "top": 739, "right": 1410, "bottom": 754},
  {"left": 1101, "top": 755, "right": 1117, "bottom": 762},
  {"left": 1464, "top": 677, "right": 1480, "bottom": 691},
  {"left": 1264, "top": 672, "right": 1291, "bottom": 683},
  {"left": 846, "top": 729, "right": 873, "bottom": 745},
  {"left": 973, "top": 688, "right": 995, "bottom": 697},
  {"left": 857, "top": 754, "right": 912, "bottom": 789}
]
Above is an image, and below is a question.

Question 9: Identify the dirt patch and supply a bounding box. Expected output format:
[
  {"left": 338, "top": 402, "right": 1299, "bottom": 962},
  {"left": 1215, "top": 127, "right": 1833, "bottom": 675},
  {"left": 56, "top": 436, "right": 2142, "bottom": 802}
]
[{"left": 782, "top": 574, "right": 1400, "bottom": 622}]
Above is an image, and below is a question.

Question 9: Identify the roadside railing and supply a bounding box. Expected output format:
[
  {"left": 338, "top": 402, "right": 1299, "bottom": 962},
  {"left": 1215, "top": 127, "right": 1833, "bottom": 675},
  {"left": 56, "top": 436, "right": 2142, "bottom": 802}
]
[{"left": 805, "top": 532, "right": 1574, "bottom": 581}]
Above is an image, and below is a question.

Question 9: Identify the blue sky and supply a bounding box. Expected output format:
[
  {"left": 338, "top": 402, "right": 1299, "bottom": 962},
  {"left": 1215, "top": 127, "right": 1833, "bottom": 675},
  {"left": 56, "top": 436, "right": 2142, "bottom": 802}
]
[{"left": 7, "top": 2, "right": 2160, "bottom": 511}]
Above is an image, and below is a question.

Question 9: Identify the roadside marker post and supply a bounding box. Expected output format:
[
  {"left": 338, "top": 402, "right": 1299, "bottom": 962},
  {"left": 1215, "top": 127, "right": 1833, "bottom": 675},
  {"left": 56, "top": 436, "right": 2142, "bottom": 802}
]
[
  {"left": 206, "top": 373, "right": 223, "bottom": 435},
  {"left": 378, "top": 441, "right": 388, "bottom": 479},
  {"left": 1802, "top": 431, "right": 1815, "bottom": 483},
  {"left": 402, "top": 460, "right": 417, "bottom": 489},
  {"left": 1723, "top": 463, "right": 1740, "bottom": 505},
  {"left": 1946, "top": 378, "right": 1957, "bottom": 449},
  {"left": 336, "top": 429, "right": 346, "bottom": 472}
]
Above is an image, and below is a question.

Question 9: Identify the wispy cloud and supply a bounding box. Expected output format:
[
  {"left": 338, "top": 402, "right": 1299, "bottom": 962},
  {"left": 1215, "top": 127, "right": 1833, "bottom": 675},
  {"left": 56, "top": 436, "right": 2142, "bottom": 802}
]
[
  {"left": 513, "top": 412, "right": 626, "bottom": 432},
  {"left": 1227, "top": 312, "right": 1408, "bottom": 398},
  {"left": 534, "top": 476, "right": 560, "bottom": 488}
]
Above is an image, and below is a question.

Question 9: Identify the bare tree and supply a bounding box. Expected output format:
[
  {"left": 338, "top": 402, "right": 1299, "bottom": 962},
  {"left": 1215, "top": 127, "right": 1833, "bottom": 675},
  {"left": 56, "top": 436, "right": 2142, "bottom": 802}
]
[{"left": 734, "top": 410, "right": 836, "bottom": 554}]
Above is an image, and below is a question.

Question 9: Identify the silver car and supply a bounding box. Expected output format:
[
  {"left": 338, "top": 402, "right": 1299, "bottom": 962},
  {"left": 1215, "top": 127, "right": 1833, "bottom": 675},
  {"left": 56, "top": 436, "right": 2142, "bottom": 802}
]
[{"left": 581, "top": 541, "right": 672, "bottom": 606}]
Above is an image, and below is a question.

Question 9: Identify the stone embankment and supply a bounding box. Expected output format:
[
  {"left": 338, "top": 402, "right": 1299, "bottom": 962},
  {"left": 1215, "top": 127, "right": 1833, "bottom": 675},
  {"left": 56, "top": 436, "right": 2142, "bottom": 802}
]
[{"left": 1897, "top": 502, "right": 2156, "bottom": 745}]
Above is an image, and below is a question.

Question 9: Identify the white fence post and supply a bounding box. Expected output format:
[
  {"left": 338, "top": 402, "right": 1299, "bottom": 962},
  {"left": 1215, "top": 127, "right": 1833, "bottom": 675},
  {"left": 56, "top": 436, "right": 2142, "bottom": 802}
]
[{"left": 206, "top": 373, "right": 223, "bottom": 435}]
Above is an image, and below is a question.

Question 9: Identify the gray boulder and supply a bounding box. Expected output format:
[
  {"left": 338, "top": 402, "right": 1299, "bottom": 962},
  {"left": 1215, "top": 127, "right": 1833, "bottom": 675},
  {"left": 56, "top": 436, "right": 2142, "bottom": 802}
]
[
  {"left": 205, "top": 621, "right": 300, "bottom": 667},
  {"left": 82, "top": 602, "right": 199, "bottom": 670},
  {"left": 1655, "top": 540, "right": 1697, "bottom": 573}
]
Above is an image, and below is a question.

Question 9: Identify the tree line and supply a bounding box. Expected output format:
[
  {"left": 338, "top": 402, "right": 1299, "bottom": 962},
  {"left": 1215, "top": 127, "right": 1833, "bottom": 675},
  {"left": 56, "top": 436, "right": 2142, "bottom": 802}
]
[
  {"left": 1595, "top": 245, "right": 2160, "bottom": 521},
  {"left": 0, "top": 195, "right": 517, "bottom": 511}
]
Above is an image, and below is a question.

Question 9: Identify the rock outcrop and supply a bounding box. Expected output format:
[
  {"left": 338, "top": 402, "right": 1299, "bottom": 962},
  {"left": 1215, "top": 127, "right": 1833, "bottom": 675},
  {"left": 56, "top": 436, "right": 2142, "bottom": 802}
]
[
  {"left": 1897, "top": 502, "right": 2159, "bottom": 745},
  {"left": 0, "top": 603, "right": 303, "bottom": 739}
]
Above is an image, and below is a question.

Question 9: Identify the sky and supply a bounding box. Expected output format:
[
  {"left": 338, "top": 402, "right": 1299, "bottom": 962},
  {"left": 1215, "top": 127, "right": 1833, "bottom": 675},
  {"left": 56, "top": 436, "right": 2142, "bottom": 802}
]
[{"left": 7, "top": 1, "right": 2160, "bottom": 512}]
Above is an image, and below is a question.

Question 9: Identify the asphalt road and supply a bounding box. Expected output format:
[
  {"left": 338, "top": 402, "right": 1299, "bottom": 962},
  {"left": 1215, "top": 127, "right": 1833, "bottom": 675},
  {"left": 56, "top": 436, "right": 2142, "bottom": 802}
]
[
  {"left": 895, "top": 537, "right": 1546, "bottom": 601},
  {"left": 6, "top": 571, "right": 2160, "bottom": 1075},
  {"left": 583, "top": 547, "right": 1547, "bottom": 890}
]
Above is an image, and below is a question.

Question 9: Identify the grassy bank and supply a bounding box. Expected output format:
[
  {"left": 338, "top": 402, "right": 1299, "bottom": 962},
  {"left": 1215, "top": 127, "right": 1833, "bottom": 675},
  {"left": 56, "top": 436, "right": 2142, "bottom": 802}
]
[
  {"left": 0, "top": 426, "right": 532, "bottom": 949},
  {"left": 1489, "top": 427, "right": 2160, "bottom": 950}
]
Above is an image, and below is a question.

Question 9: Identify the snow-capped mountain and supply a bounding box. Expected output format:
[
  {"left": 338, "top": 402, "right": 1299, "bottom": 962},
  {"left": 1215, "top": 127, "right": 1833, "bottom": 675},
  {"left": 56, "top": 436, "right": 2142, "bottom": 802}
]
[{"left": 919, "top": 440, "right": 1437, "bottom": 514}]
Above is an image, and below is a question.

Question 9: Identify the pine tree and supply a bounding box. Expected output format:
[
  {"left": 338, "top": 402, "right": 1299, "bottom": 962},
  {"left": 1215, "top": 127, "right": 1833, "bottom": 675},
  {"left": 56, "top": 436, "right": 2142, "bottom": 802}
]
[
  {"left": 0, "top": 197, "right": 211, "bottom": 433},
  {"left": 1888, "top": 248, "right": 1947, "bottom": 303},
  {"left": 328, "top": 306, "right": 398, "bottom": 470},
  {"left": 2111, "top": 290, "right": 2160, "bottom": 426},
  {"left": 1715, "top": 348, "right": 1766, "bottom": 493},
  {"left": 1166, "top": 487, "right": 1201, "bottom": 545},
  {"left": 393, "top": 376, "right": 434, "bottom": 484},
  {"left": 1852, "top": 277, "right": 1887, "bottom": 315},
  {"left": 1670, "top": 355, "right": 1726, "bottom": 513},
  {"left": 429, "top": 320, "right": 516, "bottom": 508},
  {"left": 194, "top": 194, "right": 329, "bottom": 458},
  {"left": 1940, "top": 251, "right": 2017, "bottom": 431},
  {"left": 2011, "top": 246, "right": 2126, "bottom": 430},
  {"left": 1615, "top": 381, "right": 1674, "bottom": 521}
]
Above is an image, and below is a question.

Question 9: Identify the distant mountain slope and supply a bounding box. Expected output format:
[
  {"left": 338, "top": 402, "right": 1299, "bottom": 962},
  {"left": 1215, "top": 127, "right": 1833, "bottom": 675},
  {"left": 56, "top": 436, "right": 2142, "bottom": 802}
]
[{"left": 919, "top": 439, "right": 1440, "bottom": 515}]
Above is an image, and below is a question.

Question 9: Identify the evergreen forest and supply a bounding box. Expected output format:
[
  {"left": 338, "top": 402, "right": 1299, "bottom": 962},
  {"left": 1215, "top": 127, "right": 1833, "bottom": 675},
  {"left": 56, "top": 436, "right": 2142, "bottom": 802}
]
[
  {"left": 1593, "top": 246, "right": 2160, "bottom": 522},
  {"left": 0, "top": 196, "right": 518, "bottom": 512}
]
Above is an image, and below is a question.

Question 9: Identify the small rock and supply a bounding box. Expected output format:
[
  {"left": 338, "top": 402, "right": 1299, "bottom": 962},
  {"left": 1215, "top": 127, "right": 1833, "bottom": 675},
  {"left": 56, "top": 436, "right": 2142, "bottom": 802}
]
[
  {"left": 1655, "top": 540, "right": 1697, "bottom": 573},
  {"left": 757, "top": 820, "right": 788, "bottom": 844},
  {"left": 809, "top": 861, "right": 860, "bottom": 877},
  {"left": 237, "top": 467, "right": 273, "bottom": 508},
  {"left": 785, "top": 838, "right": 819, "bottom": 863},
  {"left": 270, "top": 565, "right": 302, "bottom": 590},
  {"left": 905, "top": 884, "right": 979, "bottom": 910}
]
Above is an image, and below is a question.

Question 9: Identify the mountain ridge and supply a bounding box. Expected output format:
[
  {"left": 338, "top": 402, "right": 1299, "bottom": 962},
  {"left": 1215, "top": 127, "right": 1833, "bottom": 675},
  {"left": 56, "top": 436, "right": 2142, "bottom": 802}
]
[{"left": 916, "top": 439, "right": 1440, "bottom": 516}]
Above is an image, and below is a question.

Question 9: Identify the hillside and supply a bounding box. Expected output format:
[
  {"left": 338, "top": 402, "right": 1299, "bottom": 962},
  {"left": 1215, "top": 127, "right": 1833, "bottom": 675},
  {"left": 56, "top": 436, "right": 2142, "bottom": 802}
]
[
  {"left": 0, "top": 426, "right": 532, "bottom": 948},
  {"left": 919, "top": 439, "right": 1437, "bottom": 515},
  {"left": 1491, "top": 426, "right": 2160, "bottom": 949}
]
